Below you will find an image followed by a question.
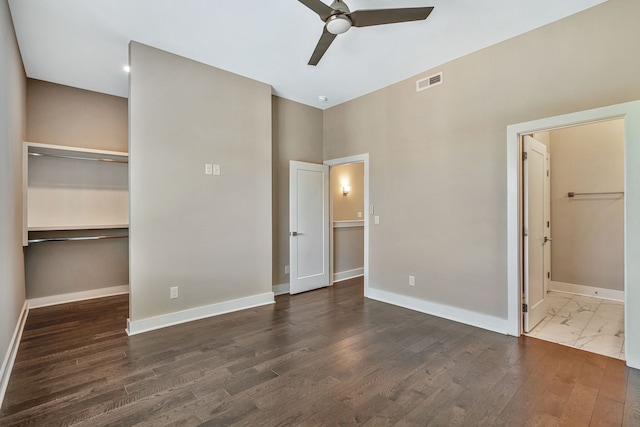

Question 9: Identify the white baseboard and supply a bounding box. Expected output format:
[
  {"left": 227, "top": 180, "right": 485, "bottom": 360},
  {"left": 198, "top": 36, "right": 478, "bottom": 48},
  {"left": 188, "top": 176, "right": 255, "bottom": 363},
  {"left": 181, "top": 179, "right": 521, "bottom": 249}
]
[
  {"left": 28, "top": 285, "right": 130, "bottom": 309},
  {"left": 366, "top": 287, "right": 509, "bottom": 335},
  {"left": 126, "top": 292, "right": 275, "bottom": 336},
  {"left": 550, "top": 281, "right": 624, "bottom": 302},
  {"left": 333, "top": 268, "right": 364, "bottom": 283},
  {"left": 272, "top": 283, "right": 290, "bottom": 296},
  {"left": 0, "top": 300, "right": 28, "bottom": 407}
]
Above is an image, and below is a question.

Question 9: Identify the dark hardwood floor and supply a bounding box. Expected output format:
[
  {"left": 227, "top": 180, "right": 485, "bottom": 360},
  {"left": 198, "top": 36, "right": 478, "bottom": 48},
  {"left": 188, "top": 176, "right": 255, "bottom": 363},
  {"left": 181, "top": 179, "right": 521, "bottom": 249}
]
[{"left": 1, "top": 277, "right": 639, "bottom": 426}]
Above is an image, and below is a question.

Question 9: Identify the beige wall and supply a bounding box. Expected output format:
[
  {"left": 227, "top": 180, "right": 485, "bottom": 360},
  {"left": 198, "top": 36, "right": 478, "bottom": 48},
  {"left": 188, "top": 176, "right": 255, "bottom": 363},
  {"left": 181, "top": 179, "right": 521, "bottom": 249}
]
[
  {"left": 129, "top": 42, "right": 272, "bottom": 322},
  {"left": 0, "top": 0, "right": 26, "bottom": 387},
  {"left": 549, "top": 120, "right": 624, "bottom": 291},
  {"left": 26, "top": 79, "right": 128, "bottom": 152},
  {"left": 24, "top": 80, "right": 129, "bottom": 298},
  {"left": 323, "top": 0, "right": 640, "bottom": 318},
  {"left": 331, "top": 162, "right": 364, "bottom": 221},
  {"left": 334, "top": 227, "right": 364, "bottom": 276},
  {"left": 271, "top": 97, "right": 323, "bottom": 288}
]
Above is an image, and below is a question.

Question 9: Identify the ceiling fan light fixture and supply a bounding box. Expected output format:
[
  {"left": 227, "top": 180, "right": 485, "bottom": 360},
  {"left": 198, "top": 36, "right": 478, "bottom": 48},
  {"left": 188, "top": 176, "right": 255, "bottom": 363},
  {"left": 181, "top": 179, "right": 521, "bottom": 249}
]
[{"left": 326, "top": 14, "right": 351, "bottom": 34}]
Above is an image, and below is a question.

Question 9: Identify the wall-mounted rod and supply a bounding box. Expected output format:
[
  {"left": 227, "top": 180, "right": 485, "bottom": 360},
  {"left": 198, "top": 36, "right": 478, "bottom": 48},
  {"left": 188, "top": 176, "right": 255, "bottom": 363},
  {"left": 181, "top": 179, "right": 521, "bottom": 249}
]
[
  {"left": 29, "top": 152, "right": 128, "bottom": 164},
  {"left": 28, "top": 235, "right": 128, "bottom": 244},
  {"left": 568, "top": 191, "right": 624, "bottom": 198}
]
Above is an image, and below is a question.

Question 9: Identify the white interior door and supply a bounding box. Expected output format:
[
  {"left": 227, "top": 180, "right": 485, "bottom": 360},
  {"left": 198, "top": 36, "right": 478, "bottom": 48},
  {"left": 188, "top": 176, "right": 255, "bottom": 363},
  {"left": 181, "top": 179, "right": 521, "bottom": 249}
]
[
  {"left": 523, "top": 135, "right": 551, "bottom": 332},
  {"left": 289, "top": 161, "right": 330, "bottom": 294}
]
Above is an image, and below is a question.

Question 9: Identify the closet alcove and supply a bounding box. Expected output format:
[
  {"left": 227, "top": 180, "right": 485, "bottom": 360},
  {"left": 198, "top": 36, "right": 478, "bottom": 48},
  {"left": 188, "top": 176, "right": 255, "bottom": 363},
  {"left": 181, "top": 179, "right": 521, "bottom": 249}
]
[{"left": 23, "top": 142, "right": 129, "bottom": 306}]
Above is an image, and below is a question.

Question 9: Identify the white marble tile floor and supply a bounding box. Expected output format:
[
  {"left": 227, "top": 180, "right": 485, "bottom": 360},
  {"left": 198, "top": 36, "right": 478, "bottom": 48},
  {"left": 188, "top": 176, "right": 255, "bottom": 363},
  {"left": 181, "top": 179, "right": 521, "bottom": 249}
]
[{"left": 526, "top": 291, "right": 625, "bottom": 359}]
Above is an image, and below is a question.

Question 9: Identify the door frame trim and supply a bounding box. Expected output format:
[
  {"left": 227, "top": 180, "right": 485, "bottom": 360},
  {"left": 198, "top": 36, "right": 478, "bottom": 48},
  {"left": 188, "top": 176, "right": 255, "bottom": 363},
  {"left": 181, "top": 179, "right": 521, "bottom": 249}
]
[
  {"left": 507, "top": 101, "right": 640, "bottom": 369},
  {"left": 324, "top": 153, "right": 370, "bottom": 296}
]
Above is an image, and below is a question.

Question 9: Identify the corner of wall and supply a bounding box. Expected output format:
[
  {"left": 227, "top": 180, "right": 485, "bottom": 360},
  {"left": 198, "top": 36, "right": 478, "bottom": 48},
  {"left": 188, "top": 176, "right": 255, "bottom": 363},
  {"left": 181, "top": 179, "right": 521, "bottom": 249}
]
[
  {"left": 0, "top": 301, "right": 28, "bottom": 406},
  {"left": 0, "top": 0, "right": 28, "bottom": 408},
  {"left": 128, "top": 43, "right": 273, "bottom": 326}
]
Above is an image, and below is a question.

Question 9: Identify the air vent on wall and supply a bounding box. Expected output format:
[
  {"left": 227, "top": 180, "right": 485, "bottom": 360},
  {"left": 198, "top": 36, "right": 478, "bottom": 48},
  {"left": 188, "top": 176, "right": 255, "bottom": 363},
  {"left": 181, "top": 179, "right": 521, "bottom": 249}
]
[{"left": 416, "top": 72, "right": 443, "bottom": 92}]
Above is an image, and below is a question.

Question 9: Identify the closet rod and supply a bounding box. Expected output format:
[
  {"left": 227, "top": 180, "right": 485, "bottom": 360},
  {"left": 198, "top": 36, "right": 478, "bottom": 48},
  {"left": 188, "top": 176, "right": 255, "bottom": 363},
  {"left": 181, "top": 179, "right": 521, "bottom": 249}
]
[
  {"left": 28, "top": 235, "right": 128, "bottom": 244},
  {"left": 568, "top": 191, "right": 624, "bottom": 198},
  {"left": 29, "top": 152, "right": 128, "bottom": 164}
]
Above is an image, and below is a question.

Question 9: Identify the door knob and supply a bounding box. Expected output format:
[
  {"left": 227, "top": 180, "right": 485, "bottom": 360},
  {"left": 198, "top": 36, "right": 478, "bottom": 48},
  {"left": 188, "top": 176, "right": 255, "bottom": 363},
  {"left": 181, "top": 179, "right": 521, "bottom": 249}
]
[
  {"left": 544, "top": 236, "right": 552, "bottom": 243},
  {"left": 290, "top": 231, "right": 299, "bottom": 236}
]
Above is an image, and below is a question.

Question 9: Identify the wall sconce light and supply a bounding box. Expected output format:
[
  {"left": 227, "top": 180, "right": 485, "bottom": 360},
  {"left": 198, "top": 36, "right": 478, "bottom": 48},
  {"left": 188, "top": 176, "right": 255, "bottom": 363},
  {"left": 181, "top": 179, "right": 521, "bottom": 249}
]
[{"left": 343, "top": 184, "right": 351, "bottom": 195}]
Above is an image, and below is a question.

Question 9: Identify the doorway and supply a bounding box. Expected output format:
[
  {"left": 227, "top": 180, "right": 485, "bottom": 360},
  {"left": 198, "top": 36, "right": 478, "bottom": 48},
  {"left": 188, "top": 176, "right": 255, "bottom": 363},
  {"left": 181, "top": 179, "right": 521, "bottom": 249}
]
[
  {"left": 325, "top": 154, "right": 370, "bottom": 296},
  {"left": 330, "top": 162, "right": 365, "bottom": 285},
  {"left": 521, "top": 121, "right": 625, "bottom": 359},
  {"left": 506, "top": 100, "right": 640, "bottom": 369}
]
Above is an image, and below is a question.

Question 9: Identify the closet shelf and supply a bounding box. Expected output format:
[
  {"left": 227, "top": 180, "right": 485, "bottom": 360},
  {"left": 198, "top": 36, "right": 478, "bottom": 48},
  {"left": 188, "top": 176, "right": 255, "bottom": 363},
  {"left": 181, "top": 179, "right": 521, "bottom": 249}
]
[
  {"left": 26, "top": 141, "right": 128, "bottom": 162},
  {"left": 29, "top": 151, "right": 128, "bottom": 164},
  {"left": 28, "top": 224, "right": 129, "bottom": 232},
  {"left": 28, "top": 235, "right": 128, "bottom": 244},
  {"left": 23, "top": 141, "right": 130, "bottom": 247}
]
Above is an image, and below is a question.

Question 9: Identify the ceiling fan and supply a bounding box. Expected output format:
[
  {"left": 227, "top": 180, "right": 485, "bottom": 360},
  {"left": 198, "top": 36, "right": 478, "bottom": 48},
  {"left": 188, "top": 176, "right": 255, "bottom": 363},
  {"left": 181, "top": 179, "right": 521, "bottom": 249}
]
[{"left": 298, "top": 0, "right": 434, "bottom": 65}]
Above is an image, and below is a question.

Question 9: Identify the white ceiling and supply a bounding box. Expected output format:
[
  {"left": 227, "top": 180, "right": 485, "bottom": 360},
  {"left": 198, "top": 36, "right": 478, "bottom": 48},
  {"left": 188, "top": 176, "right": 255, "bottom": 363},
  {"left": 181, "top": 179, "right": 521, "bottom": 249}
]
[{"left": 8, "top": 0, "right": 605, "bottom": 109}]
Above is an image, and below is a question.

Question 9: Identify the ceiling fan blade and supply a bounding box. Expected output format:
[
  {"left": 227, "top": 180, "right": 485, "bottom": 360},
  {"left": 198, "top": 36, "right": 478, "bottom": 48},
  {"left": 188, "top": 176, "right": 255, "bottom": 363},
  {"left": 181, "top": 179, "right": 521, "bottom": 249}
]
[
  {"left": 308, "top": 28, "right": 337, "bottom": 66},
  {"left": 298, "top": 0, "right": 334, "bottom": 20},
  {"left": 349, "top": 7, "right": 433, "bottom": 28}
]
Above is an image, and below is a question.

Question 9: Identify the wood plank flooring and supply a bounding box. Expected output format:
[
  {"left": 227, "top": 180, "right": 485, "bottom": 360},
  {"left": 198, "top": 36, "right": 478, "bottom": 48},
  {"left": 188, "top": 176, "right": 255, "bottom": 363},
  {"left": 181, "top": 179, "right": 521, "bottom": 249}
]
[{"left": 1, "top": 277, "right": 639, "bottom": 426}]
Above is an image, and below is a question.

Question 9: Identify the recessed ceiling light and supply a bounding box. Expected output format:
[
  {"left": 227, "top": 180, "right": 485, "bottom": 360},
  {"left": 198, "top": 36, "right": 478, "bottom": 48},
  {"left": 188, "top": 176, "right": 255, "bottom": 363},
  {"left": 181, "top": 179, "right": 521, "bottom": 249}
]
[
  {"left": 123, "top": 65, "right": 130, "bottom": 73},
  {"left": 318, "top": 96, "right": 327, "bottom": 102}
]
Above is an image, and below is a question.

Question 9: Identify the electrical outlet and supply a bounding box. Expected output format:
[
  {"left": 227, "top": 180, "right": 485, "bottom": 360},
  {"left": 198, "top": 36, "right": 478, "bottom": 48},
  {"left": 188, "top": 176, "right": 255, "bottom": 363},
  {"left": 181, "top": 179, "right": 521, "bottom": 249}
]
[
  {"left": 284, "top": 265, "right": 290, "bottom": 275},
  {"left": 374, "top": 216, "right": 380, "bottom": 224},
  {"left": 409, "top": 275, "right": 415, "bottom": 286},
  {"left": 170, "top": 286, "right": 179, "bottom": 299},
  {"left": 357, "top": 212, "right": 362, "bottom": 218},
  {"left": 213, "top": 164, "right": 221, "bottom": 175},
  {"left": 205, "top": 164, "right": 212, "bottom": 175}
]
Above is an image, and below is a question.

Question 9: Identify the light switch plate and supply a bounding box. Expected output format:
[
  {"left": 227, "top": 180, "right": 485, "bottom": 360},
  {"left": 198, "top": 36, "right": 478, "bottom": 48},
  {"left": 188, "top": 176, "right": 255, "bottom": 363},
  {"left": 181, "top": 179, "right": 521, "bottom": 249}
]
[
  {"left": 205, "top": 164, "right": 213, "bottom": 175},
  {"left": 374, "top": 216, "right": 380, "bottom": 224},
  {"left": 213, "top": 164, "right": 221, "bottom": 175}
]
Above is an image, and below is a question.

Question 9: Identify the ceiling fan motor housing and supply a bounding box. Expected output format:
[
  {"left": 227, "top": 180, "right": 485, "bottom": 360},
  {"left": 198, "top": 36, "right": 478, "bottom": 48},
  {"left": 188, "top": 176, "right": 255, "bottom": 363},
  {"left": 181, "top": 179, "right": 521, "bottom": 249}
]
[
  {"left": 326, "top": 14, "right": 352, "bottom": 34},
  {"left": 330, "top": 0, "right": 350, "bottom": 13}
]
